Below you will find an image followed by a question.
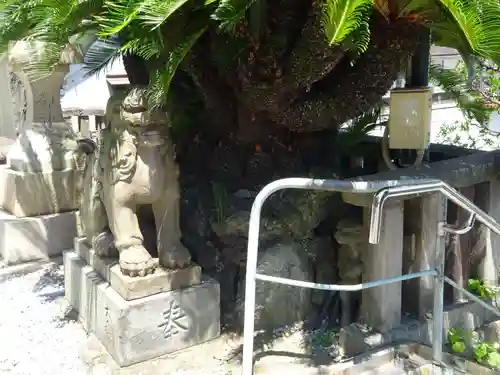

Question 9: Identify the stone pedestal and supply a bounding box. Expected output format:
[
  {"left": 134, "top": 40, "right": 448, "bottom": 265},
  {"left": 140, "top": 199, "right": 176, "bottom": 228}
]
[
  {"left": 64, "top": 239, "right": 220, "bottom": 366},
  {"left": 0, "top": 165, "right": 80, "bottom": 217},
  {"left": 0, "top": 209, "right": 76, "bottom": 264}
]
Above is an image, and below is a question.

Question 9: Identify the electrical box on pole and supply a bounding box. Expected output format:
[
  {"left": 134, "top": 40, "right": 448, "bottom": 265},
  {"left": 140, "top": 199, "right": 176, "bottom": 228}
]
[{"left": 388, "top": 87, "right": 433, "bottom": 150}]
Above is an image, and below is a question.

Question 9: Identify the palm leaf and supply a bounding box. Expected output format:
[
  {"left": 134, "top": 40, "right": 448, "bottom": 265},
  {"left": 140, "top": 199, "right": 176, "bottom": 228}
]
[
  {"left": 322, "top": 0, "right": 372, "bottom": 54},
  {"left": 83, "top": 37, "right": 121, "bottom": 77},
  {"left": 337, "top": 103, "right": 383, "bottom": 150},
  {"left": 138, "top": 0, "right": 191, "bottom": 30},
  {"left": 429, "top": 62, "right": 493, "bottom": 125},
  {"left": 147, "top": 16, "right": 209, "bottom": 109},
  {"left": 212, "top": 0, "right": 258, "bottom": 31},
  {"left": 95, "top": 0, "right": 142, "bottom": 37},
  {"left": 437, "top": 0, "right": 500, "bottom": 62}
]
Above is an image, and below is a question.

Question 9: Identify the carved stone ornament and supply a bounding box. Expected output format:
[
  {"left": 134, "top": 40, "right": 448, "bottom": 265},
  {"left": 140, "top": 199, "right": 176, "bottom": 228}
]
[
  {"left": 80, "top": 87, "right": 192, "bottom": 277},
  {"left": 6, "top": 41, "right": 89, "bottom": 173}
]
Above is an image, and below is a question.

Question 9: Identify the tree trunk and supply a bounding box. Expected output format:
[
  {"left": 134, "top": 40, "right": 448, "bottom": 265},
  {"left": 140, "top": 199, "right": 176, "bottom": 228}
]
[{"left": 121, "top": 10, "right": 424, "bottom": 325}]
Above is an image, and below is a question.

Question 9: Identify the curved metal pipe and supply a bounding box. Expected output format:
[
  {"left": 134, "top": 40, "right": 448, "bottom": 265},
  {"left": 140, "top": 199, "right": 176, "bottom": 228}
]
[
  {"left": 242, "top": 177, "right": 437, "bottom": 375},
  {"left": 369, "top": 180, "right": 500, "bottom": 244},
  {"left": 443, "top": 213, "right": 476, "bottom": 235}
]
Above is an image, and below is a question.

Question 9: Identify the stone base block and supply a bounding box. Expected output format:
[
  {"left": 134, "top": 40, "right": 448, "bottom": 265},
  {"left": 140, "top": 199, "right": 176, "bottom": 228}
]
[
  {"left": 339, "top": 301, "right": 500, "bottom": 357},
  {"left": 0, "top": 165, "right": 80, "bottom": 217},
  {"left": 74, "top": 237, "right": 202, "bottom": 300},
  {"left": 0, "top": 209, "right": 77, "bottom": 264},
  {"left": 64, "top": 251, "right": 220, "bottom": 367}
]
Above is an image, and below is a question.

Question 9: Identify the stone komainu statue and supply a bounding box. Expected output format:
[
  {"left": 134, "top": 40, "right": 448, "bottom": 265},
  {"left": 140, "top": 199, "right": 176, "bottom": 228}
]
[{"left": 79, "top": 87, "right": 191, "bottom": 277}]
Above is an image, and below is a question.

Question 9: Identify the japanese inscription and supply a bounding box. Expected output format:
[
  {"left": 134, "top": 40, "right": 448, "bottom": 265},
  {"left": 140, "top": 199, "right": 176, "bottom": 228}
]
[{"left": 158, "top": 300, "right": 188, "bottom": 339}]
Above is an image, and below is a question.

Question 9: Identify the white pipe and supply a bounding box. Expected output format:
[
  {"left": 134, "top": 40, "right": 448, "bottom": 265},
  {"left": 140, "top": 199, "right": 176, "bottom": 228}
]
[{"left": 255, "top": 270, "right": 436, "bottom": 291}]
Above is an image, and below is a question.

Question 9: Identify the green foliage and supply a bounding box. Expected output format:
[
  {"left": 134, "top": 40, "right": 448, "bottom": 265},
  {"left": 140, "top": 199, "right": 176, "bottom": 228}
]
[
  {"left": 430, "top": 62, "right": 494, "bottom": 125},
  {"left": 432, "top": 58, "right": 500, "bottom": 150},
  {"left": 211, "top": 182, "right": 228, "bottom": 225},
  {"left": 3, "top": 0, "right": 500, "bottom": 110},
  {"left": 447, "top": 279, "right": 500, "bottom": 369},
  {"left": 337, "top": 103, "right": 383, "bottom": 150},
  {"left": 437, "top": 119, "right": 500, "bottom": 150},
  {"left": 322, "top": 0, "right": 372, "bottom": 54},
  {"left": 447, "top": 327, "right": 500, "bottom": 369},
  {"left": 474, "top": 342, "right": 500, "bottom": 368},
  {"left": 468, "top": 278, "right": 499, "bottom": 301},
  {"left": 447, "top": 328, "right": 468, "bottom": 353},
  {"left": 212, "top": 0, "right": 258, "bottom": 31}
]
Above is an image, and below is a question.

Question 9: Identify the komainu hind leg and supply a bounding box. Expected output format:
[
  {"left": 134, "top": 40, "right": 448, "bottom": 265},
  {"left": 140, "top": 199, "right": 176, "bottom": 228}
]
[{"left": 153, "top": 190, "right": 191, "bottom": 269}]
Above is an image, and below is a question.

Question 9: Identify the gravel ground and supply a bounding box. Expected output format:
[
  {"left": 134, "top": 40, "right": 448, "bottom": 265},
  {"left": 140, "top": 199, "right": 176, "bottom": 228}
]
[
  {"left": 0, "top": 260, "right": 317, "bottom": 375},
  {"left": 0, "top": 263, "right": 88, "bottom": 375},
  {"left": 0, "top": 262, "right": 234, "bottom": 375}
]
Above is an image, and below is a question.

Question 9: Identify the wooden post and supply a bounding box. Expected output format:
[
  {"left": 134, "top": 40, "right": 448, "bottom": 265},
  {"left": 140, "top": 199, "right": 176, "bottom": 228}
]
[{"left": 360, "top": 201, "right": 404, "bottom": 331}]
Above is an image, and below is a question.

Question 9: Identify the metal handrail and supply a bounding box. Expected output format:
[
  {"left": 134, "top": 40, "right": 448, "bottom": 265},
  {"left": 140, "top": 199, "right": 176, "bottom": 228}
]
[
  {"left": 242, "top": 177, "right": 500, "bottom": 375},
  {"left": 242, "top": 178, "right": 437, "bottom": 375},
  {"left": 370, "top": 179, "right": 500, "bottom": 243}
]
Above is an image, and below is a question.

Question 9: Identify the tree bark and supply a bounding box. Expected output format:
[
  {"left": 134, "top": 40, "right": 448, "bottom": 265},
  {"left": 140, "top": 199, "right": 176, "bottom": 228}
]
[{"left": 185, "top": 14, "right": 421, "bottom": 137}]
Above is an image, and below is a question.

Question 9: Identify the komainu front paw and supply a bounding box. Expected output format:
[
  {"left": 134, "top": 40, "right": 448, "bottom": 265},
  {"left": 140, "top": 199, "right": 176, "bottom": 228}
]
[{"left": 119, "top": 245, "right": 158, "bottom": 277}]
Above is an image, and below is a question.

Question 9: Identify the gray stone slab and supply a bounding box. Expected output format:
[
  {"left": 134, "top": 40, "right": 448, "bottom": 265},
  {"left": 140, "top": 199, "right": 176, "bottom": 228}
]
[
  {"left": 0, "top": 165, "right": 82, "bottom": 217},
  {"left": 64, "top": 251, "right": 107, "bottom": 333},
  {"left": 95, "top": 275, "right": 220, "bottom": 366},
  {"left": 0, "top": 209, "right": 77, "bottom": 264},
  {"left": 74, "top": 237, "right": 202, "bottom": 300}
]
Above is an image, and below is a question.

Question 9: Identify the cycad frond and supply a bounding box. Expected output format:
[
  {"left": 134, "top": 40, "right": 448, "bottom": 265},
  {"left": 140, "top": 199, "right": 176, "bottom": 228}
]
[
  {"left": 138, "top": 0, "right": 191, "bottom": 30},
  {"left": 437, "top": 0, "right": 500, "bottom": 62},
  {"left": 212, "top": 0, "right": 258, "bottom": 31},
  {"left": 95, "top": 0, "right": 142, "bottom": 37},
  {"left": 322, "top": 0, "right": 372, "bottom": 54},
  {"left": 146, "top": 15, "right": 209, "bottom": 109},
  {"left": 429, "top": 62, "right": 493, "bottom": 125},
  {"left": 0, "top": 0, "right": 102, "bottom": 80},
  {"left": 83, "top": 37, "right": 121, "bottom": 78},
  {"left": 339, "top": 103, "right": 382, "bottom": 150}
]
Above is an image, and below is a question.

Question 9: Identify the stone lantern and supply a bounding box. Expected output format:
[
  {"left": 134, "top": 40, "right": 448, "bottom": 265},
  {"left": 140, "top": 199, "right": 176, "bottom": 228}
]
[
  {"left": 0, "top": 40, "right": 94, "bottom": 264},
  {"left": 6, "top": 41, "right": 87, "bottom": 172}
]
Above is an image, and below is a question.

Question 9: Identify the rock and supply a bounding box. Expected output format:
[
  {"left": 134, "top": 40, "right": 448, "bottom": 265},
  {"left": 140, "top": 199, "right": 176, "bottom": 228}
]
[
  {"left": 236, "top": 242, "right": 313, "bottom": 330},
  {"left": 265, "top": 190, "right": 333, "bottom": 240},
  {"left": 213, "top": 190, "right": 336, "bottom": 246},
  {"left": 307, "top": 237, "right": 337, "bottom": 307},
  {"left": 335, "top": 218, "right": 365, "bottom": 283},
  {"left": 338, "top": 323, "right": 384, "bottom": 358}
]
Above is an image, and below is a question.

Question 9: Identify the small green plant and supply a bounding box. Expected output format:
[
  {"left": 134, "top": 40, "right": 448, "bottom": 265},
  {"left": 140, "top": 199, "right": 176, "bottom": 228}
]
[
  {"left": 447, "top": 328, "right": 467, "bottom": 353},
  {"left": 474, "top": 342, "right": 500, "bottom": 368},
  {"left": 211, "top": 182, "right": 228, "bottom": 225},
  {"left": 468, "top": 278, "right": 498, "bottom": 301},
  {"left": 447, "top": 328, "right": 500, "bottom": 369},
  {"left": 311, "top": 328, "right": 335, "bottom": 348}
]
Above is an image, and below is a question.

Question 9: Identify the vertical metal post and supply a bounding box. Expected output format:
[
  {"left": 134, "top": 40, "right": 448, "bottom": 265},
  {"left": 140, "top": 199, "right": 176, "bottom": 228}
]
[
  {"left": 242, "top": 193, "right": 267, "bottom": 375},
  {"left": 432, "top": 195, "right": 448, "bottom": 363},
  {"left": 406, "top": 27, "right": 431, "bottom": 88}
]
